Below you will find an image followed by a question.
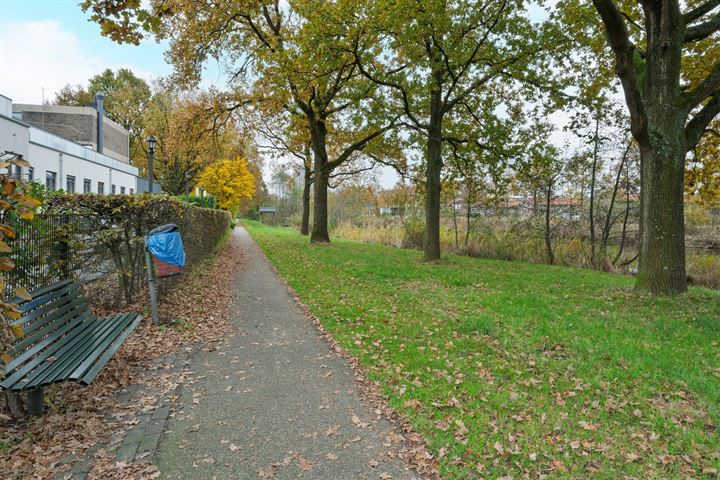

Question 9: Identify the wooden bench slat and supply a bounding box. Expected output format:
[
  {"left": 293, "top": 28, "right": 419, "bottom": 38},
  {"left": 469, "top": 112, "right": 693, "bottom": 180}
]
[
  {"left": 79, "top": 314, "right": 142, "bottom": 384},
  {"left": 66, "top": 313, "right": 133, "bottom": 380},
  {"left": 11, "top": 297, "right": 88, "bottom": 354},
  {"left": 5, "top": 309, "right": 91, "bottom": 374},
  {"left": 12, "top": 280, "right": 75, "bottom": 313},
  {"left": 71, "top": 313, "right": 141, "bottom": 384},
  {"left": 1, "top": 280, "right": 141, "bottom": 401},
  {"left": 1, "top": 312, "right": 93, "bottom": 390},
  {"left": 14, "top": 287, "right": 85, "bottom": 333},
  {"left": 8, "top": 280, "right": 76, "bottom": 312},
  {"left": 22, "top": 314, "right": 129, "bottom": 390}
]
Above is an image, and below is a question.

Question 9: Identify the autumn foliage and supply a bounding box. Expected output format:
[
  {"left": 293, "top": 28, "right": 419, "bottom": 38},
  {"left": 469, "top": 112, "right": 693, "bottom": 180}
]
[
  {"left": 0, "top": 158, "right": 41, "bottom": 370},
  {"left": 198, "top": 157, "right": 256, "bottom": 215}
]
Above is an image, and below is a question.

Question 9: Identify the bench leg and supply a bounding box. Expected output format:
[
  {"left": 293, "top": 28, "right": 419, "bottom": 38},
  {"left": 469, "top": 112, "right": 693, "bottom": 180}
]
[
  {"left": 26, "top": 388, "right": 44, "bottom": 416},
  {"left": 4, "top": 391, "right": 25, "bottom": 419}
]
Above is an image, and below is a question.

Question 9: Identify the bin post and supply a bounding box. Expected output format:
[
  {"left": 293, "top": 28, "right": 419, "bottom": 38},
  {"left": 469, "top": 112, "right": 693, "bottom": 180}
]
[{"left": 144, "top": 239, "right": 160, "bottom": 323}]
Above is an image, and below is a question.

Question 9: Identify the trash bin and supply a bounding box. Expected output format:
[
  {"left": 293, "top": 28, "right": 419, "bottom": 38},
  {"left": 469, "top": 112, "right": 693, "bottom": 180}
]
[{"left": 146, "top": 224, "right": 186, "bottom": 277}]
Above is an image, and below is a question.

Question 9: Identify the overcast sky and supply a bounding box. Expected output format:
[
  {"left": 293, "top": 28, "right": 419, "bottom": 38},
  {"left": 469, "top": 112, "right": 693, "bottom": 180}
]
[
  {"left": 0, "top": 0, "right": 235, "bottom": 103},
  {"left": 0, "top": 1, "right": 583, "bottom": 190}
]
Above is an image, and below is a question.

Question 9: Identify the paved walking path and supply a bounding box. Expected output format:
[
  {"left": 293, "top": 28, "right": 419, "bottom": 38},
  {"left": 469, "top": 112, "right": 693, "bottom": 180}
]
[{"left": 155, "top": 227, "right": 418, "bottom": 479}]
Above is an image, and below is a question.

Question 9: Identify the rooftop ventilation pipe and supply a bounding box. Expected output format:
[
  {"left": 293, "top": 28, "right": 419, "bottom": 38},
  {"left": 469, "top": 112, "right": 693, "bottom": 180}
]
[{"left": 95, "top": 92, "right": 105, "bottom": 154}]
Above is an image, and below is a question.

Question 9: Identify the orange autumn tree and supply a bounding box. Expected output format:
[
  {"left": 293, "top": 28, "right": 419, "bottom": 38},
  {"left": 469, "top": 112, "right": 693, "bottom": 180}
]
[
  {"left": 197, "top": 157, "right": 256, "bottom": 216},
  {"left": 138, "top": 88, "right": 249, "bottom": 195}
]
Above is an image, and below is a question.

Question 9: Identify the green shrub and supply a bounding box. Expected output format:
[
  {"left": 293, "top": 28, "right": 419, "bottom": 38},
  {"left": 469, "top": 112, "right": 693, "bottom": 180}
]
[
  {"left": 245, "top": 208, "right": 259, "bottom": 221},
  {"left": 687, "top": 252, "right": 720, "bottom": 289},
  {"left": 176, "top": 194, "right": 218, "bottom": 210},
  {"left": 401, "top": 217, "right": 425, "bottom": 249},
  {"left": 332, "top": 218, "right": 642, "bottom": 276}
]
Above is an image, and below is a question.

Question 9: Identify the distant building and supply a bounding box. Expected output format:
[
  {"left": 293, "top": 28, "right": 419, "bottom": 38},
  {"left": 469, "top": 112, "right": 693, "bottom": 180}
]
[
  {"left": 259, "top": 206, "right": 276, "bottom": 224},
  {"left": 12, "top": 100, "right": 129, "bottom": 163},
  {"left": 0, "top": 93, "right": 155, "bottom": 194},
  {"left": 378, "top": 206, "right": 405, "bottom": 217}
]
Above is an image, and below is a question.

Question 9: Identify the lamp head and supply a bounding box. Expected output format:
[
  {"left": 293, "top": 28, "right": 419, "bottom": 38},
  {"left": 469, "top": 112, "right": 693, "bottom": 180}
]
[{"left": 147, "top": 135, "right": 157, "bottom": 153}]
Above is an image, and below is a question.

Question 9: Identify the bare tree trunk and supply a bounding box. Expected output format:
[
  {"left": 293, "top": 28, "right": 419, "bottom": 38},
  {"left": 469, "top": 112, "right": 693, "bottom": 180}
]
[
  {"left": 300, "top": 160, "right": 312, "bottom": 236},
  {"left": 451, "top": 189, "right": 459, "bottom": 250},
  {"left": 423, "top": 102, "right": 443, "bottom": 261},
  {"left": 613, "top": 158, "right": 632, "bottom": 266},
  {"left": 589, "top": 113, "right": 600, "bottom": 267},
  {"left": 636, "top": 143, "right": 687, "bottom": 293},
  {"left": 601, "top": 140, "right": 631, "bottom": 262},
  {"left": 310, "top": 119, "right": 331, "bottom": 243},
  {"left": 592, "top": 0, "right": 697, "bottom": 294},
  {"left": 465, "top": 183, "right": 472, "bottom": 248},
  {"left": 545, "top": 178, "right": 555, "bottom": 265}
]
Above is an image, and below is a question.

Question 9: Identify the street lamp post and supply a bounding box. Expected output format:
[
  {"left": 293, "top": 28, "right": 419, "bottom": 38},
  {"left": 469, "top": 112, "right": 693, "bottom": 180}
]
[
  {"left": 185, "top": 171, "right": 190, "bottom": 202},
  {"left": 147, "top": 135, "right": 156, "bottom": 194}
]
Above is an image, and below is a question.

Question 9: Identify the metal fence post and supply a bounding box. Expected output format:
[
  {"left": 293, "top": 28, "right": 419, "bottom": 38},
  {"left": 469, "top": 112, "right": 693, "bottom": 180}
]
[{"left": 144, "top": 239, "right": 159, "bottom": 323}]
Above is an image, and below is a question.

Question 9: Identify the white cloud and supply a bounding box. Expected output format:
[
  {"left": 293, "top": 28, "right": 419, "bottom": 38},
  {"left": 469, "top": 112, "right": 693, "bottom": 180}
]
[{"left": 0, "top": 20, "right": 152, "bottom": 104}]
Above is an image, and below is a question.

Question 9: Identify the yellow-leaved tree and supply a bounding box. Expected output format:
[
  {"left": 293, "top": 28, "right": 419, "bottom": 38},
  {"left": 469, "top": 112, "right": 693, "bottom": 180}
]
[{"left": 198, "top": 157, "right": 256, "bottom": 216}]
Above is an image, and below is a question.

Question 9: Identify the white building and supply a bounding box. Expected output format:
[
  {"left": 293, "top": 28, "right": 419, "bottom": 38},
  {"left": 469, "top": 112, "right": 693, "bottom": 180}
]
[{"left": 0, "top": 93, "right": 148, "bottom": 194}]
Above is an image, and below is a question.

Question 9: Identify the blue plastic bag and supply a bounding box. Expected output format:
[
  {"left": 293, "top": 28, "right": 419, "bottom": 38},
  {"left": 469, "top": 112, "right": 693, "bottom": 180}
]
[{"left": 146, "top": 224, "right": 186, "bottom": 268}]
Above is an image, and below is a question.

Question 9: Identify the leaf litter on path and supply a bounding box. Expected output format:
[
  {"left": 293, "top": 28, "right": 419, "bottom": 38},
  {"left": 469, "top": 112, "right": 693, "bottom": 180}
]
[{"left": 0, "top": 235, "right": 244, "bottom": 479}]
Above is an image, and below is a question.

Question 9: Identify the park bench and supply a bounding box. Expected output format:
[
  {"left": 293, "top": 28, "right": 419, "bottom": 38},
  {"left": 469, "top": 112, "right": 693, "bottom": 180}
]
[{"left": 1, "top": 279, "right": 142, "bottom": 416}]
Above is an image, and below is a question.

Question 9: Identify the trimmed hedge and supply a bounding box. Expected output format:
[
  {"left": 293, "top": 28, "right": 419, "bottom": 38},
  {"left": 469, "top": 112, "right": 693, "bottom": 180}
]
[
  {"left": 176, "top": 194, "right": 219, "bottom": 210},
  {"left": 45, "top": 194, "right": 231, "bottom": 303},
  {"left": 181, "top": 203, "right": 231, "bottom": 262}
]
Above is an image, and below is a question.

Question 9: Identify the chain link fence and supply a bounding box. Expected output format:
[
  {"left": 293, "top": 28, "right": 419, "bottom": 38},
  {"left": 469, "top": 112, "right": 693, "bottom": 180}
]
[
  {"left": 4, "top": 214, "right": 116, "bottom": 300},
  {"left": 5, "top": 203, "right": 231, "bottom": 307}
]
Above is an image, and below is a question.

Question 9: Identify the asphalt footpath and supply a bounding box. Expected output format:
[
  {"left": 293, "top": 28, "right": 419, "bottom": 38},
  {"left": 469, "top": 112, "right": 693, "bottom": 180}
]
[{"left": 154, "top": 226, "right": 419, "bottom": 480}]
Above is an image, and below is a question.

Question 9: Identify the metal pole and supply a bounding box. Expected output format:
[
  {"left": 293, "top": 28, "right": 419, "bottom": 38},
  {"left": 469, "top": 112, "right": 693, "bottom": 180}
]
[
  {"left": 27, "top": 388, "right": 44, "bottom": 416},
  {"left": 144, "top": 241, "right": 159, "bottom": 323},
  {"left": 148, "top": 150, "right": 154, "bottom": 194},
  {"left": 185, "top": 172, "right": 189, "bottom": 202}
]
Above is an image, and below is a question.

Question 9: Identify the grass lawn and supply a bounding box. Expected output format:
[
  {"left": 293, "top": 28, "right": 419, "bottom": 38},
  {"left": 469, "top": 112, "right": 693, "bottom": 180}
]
[{"left": 244, "top": 221, "right": 720, "bottom": 479}]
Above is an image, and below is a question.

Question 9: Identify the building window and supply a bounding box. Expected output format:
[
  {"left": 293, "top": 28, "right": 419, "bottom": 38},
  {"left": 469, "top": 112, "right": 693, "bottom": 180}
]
[
  {"left": 129, "top": 188, "right": 134, "bottom": 195},
  {"left": 120, "top": 186, "right": 126, "bottom": 194},
  {"left": 83, "top": 179, "right": 91, "bottom": 193},
  {"left": 13, "top": 165, "right": 22, "bottom": 180},
  {"left": 66, "top": 175, "right": 76, "bottom": 194},
  {"left": 111, "top": 184, "right": 116, "bottom": 195},
  {"left": 98, "top": 182, "right": 104, "bottom": 194},
  {"left": 46, "top": 171, "right": 57, "bottom": 192},
  {"left": 28, "top": 167, "right": 34, "bottom": 182}
]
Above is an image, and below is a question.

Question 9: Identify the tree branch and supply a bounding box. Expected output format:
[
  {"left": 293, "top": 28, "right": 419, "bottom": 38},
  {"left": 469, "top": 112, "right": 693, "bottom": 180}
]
[
  {"left": 352, "top": 40, "right": 428, "bottom": 131},
  {"left": 592, "top": 0, "right": 649, "bottom": 145},
  {"left": 442, "top": 69, "right": 499, "bottom": 114},
  {"left": 684, "top": 11, "right": 720, "bottom": 42},
  {"left": 686, "top": 62, "right": 720, "bottom": 109},
  {"left": 685, "top": 0, "right": 720, "bottom": 23},
  {"left": 620, "top": 10, "right": 642, "bottom": 30},
  {"left": 685, "top": 93, "right": 720, "bottom": 150},
  {"left": 329, "top": 121, "right": 398, "bottom": 170},
  {"left": 366, "top": 152, "right": 408, "bottom": 177}
]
